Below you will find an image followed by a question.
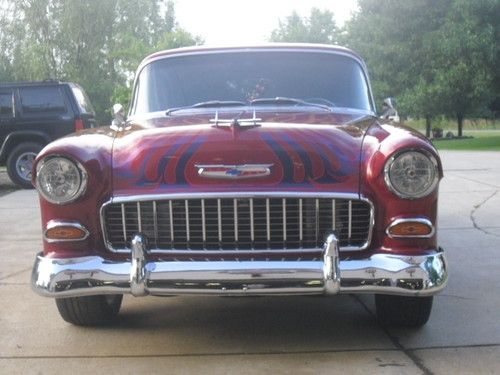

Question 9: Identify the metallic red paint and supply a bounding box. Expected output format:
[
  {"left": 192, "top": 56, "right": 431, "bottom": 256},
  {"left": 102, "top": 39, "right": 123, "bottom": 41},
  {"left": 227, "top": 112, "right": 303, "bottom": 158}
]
[
  {"left": 112, "top": 111, "right": 365, "bottom": 196},
  {"left": 33, "top": 107, "right": 442, "bottom": 260}
]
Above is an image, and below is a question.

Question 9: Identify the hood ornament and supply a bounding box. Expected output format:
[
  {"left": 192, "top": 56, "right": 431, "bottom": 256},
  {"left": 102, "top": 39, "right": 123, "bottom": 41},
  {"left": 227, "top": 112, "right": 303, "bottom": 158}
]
[
  {"left": 210, "top": 110, "right": 261, "bottom": 128},
  {"left": 195, "top": 164, "right": 273, "bottom": 179}
]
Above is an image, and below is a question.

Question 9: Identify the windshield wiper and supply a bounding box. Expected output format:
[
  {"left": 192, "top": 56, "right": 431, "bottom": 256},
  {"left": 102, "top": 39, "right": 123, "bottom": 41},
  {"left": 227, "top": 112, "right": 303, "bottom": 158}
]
[
  {"left": 250, "top": 97, "right": 332, "bottom": 111},
  {"left": 166, "top": 100, "right": 246, "bottom": 115}
]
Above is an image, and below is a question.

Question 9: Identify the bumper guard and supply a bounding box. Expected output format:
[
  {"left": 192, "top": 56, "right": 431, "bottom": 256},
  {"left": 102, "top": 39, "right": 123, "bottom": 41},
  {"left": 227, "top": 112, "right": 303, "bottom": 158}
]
[{"left": 32, "top": 234, "right": 448, "bottom": 298}]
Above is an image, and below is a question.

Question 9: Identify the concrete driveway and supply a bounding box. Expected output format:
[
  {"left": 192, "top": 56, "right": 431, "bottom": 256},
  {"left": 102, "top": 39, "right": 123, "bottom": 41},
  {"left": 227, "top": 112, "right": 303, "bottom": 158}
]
[{"left": 0, "top": 151, "right": 499, "bottom": 374}]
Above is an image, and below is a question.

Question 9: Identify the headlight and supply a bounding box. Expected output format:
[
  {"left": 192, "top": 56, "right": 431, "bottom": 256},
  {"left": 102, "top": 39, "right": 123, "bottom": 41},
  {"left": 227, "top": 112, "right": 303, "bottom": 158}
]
[
  {"left": 36, "top": 156, "right": 87, "bottom": 204},
  {"left": 384, "top": 150, "right": 439, "bottom": 199}
]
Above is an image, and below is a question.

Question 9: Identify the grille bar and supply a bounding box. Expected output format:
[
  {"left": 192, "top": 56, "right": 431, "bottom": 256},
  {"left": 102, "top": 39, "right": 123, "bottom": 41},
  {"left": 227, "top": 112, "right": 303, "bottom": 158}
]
[
  {"left": 103, "top": 196, "right": 373, "bottom": 253},
  {"left": 169, "top": 201, "right": 174, "bottom": 244}
]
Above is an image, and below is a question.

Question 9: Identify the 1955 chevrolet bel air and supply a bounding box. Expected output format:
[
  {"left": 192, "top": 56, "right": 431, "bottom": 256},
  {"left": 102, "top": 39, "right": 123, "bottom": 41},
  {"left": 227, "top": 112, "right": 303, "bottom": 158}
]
[{"left": 31, "top": 44, "right": 448, "bottom": 327}]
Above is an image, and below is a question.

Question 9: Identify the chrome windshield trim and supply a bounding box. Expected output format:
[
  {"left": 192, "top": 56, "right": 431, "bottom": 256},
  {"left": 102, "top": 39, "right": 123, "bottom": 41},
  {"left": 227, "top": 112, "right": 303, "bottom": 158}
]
[{"left": 100, "top": 192, "right": 374, "bottom": 254}]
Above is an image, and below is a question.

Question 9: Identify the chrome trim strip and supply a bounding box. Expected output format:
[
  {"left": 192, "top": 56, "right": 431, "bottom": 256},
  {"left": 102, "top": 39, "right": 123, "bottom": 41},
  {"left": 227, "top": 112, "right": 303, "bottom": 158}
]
[
  {"left": 233, "top": 198, "right": 238, "bottom": 242},
  {"left": 386, "top": 217, "right": 435, "bottom": 238},
  {"left": 153, "top": 201, "right": 159, "bottom": 249},
  {"left": 169, "top": 201, "right": 174, "bottom": 244},
  {"left": 108, "top": 191, "right": 362, "bottom": 202},
  {"left": 43, "top": 220, "right": 90, "bottom": 243},
  {"left": 266, "top": 198, "right": 270, "bottom": 242},
  {"left": 137, "top": 202, "right": 142, "bottom": 233},
  {"left": 217, "top": 198, "right": 222, "bottom": 243},
  {"left": 250, "top": 198, "right": 254, "bottom": 244},
  {"left": 185, "top": 200, "right": 190, "bottom": 243},
  {"left": 315, "top": 198, "right": 320, "bottom": 242},
  {"left": 100, "top": 192, "right": 375, "bottom": 254},
  {"left": 32, "top": 247, "right": 447, "bottom": 298},
  {"left": 282, "top": 198, "right": 287, "bottom": 242},
  {"left": 299, "top": 198, "right": 303, "bottom": 243},
  {"left": 332, "top": 200, "right": 336, "bottom": 231},
  {"left": 121, "top": 204, "right": 127, "bottom": 244},
  {"left": 201, "top": 199, "right": 206, "bottom": 244},
  {"left": 348, "top": 200, "right": 352, "bottom": 240}
]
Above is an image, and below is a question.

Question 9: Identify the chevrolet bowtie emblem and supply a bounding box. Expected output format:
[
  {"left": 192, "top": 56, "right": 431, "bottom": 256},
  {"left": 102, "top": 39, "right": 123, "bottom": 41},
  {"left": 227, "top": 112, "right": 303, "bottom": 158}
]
[{"left": 195, "top": 164, "right": 273, "bottom": 179}]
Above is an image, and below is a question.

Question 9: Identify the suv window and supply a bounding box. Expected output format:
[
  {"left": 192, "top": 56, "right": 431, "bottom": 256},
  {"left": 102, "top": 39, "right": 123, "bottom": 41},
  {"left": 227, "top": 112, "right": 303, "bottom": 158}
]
[
  {"left": 71, "top": 85, "right": 95, "bottom": 114},
  {"left": 19, "top": 86, "right": 66, "bottom": 114},
  {"left": 0, "top": 92, "right": 14, "bottom": 117}
]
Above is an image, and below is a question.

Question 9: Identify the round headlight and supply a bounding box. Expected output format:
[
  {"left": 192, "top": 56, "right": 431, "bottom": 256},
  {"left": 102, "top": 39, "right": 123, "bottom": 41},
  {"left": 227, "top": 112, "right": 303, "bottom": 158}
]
[
  {"left": 36, "top": 156, "right": 87, "bottom": 204},
  {"left": 384, "top": 150, "right": 439, "bottom": 199}
]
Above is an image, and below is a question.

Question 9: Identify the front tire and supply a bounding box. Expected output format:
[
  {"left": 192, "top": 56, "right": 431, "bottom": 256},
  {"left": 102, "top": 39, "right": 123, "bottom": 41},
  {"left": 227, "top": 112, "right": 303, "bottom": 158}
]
[
  {"left": 55, "top": 295, "right": 123, "bottom": 326},
  {"left": 6, "top": 142, "right": 43, "bottom": 188},
  {"left": 375, "top": 295, "right": 433, "bottom": 328}
]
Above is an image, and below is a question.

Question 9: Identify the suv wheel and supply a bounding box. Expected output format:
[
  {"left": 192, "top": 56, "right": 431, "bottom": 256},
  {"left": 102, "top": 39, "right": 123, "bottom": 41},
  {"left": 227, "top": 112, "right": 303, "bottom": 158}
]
[
  {"left": 6, "top": 142, "right": 43, "bottom": 189},
  {"left": 375, "top": 295, "right": 433, "bottom": 328},
  {"left": 55, "top": 295, "right": 123, "bottom": 326}
]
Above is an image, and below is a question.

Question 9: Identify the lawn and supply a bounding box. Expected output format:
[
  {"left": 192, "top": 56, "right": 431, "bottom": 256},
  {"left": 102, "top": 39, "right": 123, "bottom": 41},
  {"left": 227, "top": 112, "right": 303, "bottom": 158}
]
[
  {"left": 432, "top": 131, "right": 500, "bottom": 151},
  {"left": 404, "top": 117, "right": 500, "bottom": 151}
]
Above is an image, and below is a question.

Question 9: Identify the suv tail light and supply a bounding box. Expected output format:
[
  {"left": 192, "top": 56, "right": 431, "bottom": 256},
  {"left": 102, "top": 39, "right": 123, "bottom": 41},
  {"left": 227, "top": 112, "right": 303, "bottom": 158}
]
[{"left": 74, "top": 118, "right": 84, "bottom": 131}]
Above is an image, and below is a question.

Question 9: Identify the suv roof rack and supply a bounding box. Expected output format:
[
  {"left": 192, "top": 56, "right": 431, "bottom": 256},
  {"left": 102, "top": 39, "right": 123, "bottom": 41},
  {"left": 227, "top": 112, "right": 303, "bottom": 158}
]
[{"left": 0, "top": 79, "right": 63, "bottom": 87}]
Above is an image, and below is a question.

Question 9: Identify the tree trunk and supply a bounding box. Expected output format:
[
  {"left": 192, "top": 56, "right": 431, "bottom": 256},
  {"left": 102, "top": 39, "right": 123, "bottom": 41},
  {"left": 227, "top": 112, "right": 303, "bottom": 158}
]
[
  {"left": 457, "top": 113, "right": 464, "bottom": 137},
  {"left": 425, "top": 115, "right": 432, "bottom": 138}
]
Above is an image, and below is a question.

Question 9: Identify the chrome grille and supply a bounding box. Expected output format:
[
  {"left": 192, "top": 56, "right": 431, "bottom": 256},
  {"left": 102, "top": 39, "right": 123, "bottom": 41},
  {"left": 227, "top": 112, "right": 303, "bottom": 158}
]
[{"left": 103, "top": 196, "right": 372, "bottom": 252}]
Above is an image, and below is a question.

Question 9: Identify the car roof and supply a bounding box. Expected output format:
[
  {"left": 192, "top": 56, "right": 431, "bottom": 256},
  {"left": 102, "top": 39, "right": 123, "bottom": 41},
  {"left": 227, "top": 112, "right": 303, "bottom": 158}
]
[{"left": 138, "top": 43, "right": 366, "bottom": 73}]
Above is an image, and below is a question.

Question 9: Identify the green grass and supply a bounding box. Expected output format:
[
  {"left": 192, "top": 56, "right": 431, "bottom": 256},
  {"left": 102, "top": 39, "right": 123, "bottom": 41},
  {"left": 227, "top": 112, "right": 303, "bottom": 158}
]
[
  {"left": 406, "top": 118, "right": 499, "bottom": 132},
  {"left": 427, "top": 130, "right": 500, "bottom": 151},
  {"left": 403, "top": 118, "right": 500, "bottom": 151}
]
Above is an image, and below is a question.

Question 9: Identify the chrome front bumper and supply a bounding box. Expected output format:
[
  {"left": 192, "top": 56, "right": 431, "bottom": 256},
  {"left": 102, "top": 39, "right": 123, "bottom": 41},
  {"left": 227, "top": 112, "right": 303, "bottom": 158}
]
[{"left": 32, "top": 234, "right": 448, "bottom": 298}]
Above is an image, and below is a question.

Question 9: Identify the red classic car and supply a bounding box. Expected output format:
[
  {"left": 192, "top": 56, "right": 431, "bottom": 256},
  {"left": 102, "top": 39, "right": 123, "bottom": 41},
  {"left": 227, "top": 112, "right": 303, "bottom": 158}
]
[{"left": 31, "top": 44, "right": 448, "bottom": 327}]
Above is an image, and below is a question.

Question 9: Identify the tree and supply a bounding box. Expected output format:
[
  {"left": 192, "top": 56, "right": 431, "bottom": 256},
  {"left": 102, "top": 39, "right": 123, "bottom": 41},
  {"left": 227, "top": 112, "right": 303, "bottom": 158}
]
[
  {"left": 343, "top": 0, "right": 498, "bottom": 136},
  {"left": 0, "top": 0, "right": 202, "bottom": 124},
  {"left": 343, "top": 0, "right": 452, "bottom": 136},
  {"left": 434, "top": 0, "right": 497, "bottom": 135},
  {"left": 270, "top": 8, "right": 339, "bottom": 44}
]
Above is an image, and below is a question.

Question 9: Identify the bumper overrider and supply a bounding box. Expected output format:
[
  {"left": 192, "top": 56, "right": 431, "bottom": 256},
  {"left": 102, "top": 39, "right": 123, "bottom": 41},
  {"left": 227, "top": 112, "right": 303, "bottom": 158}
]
[{"left": 32, "top": 233, "right": 448, "bottom": 298}]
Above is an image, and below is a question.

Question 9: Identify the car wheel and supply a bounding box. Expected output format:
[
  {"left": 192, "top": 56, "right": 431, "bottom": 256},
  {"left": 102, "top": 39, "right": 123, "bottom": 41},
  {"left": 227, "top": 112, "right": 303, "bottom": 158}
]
[
  {"left": 55, "top": 295, "right": 123, "bottom": 326},
  {"left": 375, "top": 295, "right": 433, "bottom": 328},
  {"left": 6, "top": 142, "right": 43, "bottom": 189}
]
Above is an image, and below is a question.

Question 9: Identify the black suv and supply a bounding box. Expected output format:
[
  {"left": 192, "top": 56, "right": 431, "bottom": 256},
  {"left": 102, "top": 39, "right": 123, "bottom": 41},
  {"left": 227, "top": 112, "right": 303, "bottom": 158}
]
[{"left": 0, "top": 81, "right": 96, "bottom": 188}]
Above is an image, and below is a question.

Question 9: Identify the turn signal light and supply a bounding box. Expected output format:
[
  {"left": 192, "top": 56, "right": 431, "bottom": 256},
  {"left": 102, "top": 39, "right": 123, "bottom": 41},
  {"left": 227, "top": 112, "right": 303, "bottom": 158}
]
[
  {"left": 45, "top": 222, "right": 89, "bottom": 242},
  {"left": 387, "top": 220, "right": 433, "bottom": 237}
]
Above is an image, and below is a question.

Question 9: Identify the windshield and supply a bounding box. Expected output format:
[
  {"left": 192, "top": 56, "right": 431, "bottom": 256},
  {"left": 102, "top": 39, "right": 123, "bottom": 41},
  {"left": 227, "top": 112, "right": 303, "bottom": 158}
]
[{"left": 132, "top": 50, "right": 373, "bottom": 115}]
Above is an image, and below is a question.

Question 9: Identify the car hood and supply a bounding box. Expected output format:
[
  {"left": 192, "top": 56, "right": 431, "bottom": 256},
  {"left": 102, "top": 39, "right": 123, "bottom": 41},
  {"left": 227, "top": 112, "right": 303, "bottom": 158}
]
[{"left": 111, "top": 111, "right": 375, "bottom": 197}]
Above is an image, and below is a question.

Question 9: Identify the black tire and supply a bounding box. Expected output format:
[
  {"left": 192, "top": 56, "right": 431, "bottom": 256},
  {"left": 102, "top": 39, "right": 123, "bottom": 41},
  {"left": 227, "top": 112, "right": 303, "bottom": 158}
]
[
  {"left": 375, "top": 295, "right": 433, "bottom": 328},
  {"left": 55, "top": 295, "right": 123, "bottom": 326},
  {"left": 6, "top": 142, "right": 43, "bottom": 188}
]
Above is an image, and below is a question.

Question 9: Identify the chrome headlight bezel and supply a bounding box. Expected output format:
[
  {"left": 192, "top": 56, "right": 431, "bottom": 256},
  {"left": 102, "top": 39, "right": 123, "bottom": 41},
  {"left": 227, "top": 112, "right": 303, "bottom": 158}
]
[
  {"left": 384, "top": 149, "right": 439, "bottom": 199},
  {"left": 35, "top": 156, "right": 88, "bottom": 205}
]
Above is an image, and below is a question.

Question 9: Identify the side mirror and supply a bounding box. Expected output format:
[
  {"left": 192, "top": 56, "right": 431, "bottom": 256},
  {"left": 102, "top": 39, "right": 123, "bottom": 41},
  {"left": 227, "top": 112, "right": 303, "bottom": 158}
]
[
  {"left": 380, "top": 97, "right": 398, "bottom": 122},
  {"left": 111, "top": 103, "right": 126, "bottom": 130}
]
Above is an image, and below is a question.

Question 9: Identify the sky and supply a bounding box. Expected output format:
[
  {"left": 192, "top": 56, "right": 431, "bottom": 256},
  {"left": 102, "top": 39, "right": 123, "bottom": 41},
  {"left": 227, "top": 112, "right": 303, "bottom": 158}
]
[{"left": 174, "top": 0, "right": 359, "bottom": 45}]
